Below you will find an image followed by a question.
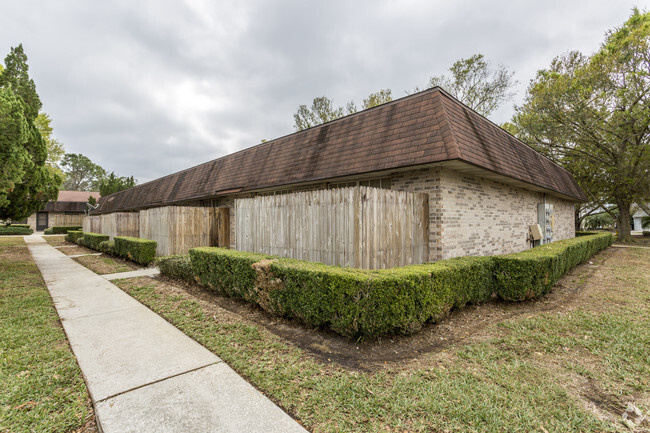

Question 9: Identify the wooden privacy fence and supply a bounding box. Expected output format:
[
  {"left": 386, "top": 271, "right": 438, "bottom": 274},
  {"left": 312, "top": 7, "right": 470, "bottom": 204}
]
[
  {"left": 84, "top": 206, "right": 229, "bottom": 256},
  {"left": 139, "top": 206, "right": 230, "bottom": 256},
  {"left": 235, "top": 187, "right": 429, "bottom": 269},
  {"left": 83, "top": 212, "right": 139, "bottom": 239}
]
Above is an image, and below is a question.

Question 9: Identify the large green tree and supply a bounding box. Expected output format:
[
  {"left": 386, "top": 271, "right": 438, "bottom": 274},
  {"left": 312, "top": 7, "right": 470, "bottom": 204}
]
[
  {"left": 293, "top": 89, "right": 393, "bottom": 131},
  {"left": 428, "top": 54, "right": 517, "bottom": 117},
  {"left": 60, "top": 153, "right": 106, "bottom": 191},
  {"left": 0, "top": 45, "right": 60, "bottom": 222},
  {"left": 511, "top": 9, "right": 650, "bottom": 241},
  {"left": 99, "top": 172, "right": 136, "bottom": 196}
]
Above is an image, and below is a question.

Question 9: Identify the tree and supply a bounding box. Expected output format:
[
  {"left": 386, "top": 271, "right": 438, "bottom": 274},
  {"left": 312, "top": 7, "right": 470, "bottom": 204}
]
[
  {"left": 0, "top": 45, "right": 60, "bottom": 223},
  {"left": 60, "top": 153, "right": 106, "bottom": 191},
  {"left": 362, "top": 89, "right": 392, "bottom": 109},
  {"left": 428, "top": 54, "right": 517, "bottom": 117},
  {"left": 34, "top": 113, "right": 65, "bottom": 170},
  {"left": 293, "top": 89, "right": 393, "bottom": 131},
  {"left": 99, "top": 172, "right": 136, "bottom": 196},
  {"left": 511, "top": 9, "right": 650, "bottom": 241}
]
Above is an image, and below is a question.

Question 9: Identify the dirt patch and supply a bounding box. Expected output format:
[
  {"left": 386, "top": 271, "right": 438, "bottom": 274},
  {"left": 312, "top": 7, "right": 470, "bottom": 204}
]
[
  {"left": 58, "top": 245, "right": 97, "bottom": 256},
  {"left": 73, "top": 254, "right": 142, "bottom": 275},
  {"left": 131, "top": 247, "right": 635, "bottom": 373},
  {"left": 44, "top": 236, "right": 67, "bottom": 246}
]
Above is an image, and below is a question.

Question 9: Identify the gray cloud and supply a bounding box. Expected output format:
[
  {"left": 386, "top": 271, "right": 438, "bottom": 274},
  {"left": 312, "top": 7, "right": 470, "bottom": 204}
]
[{"left": 1, "top": 0, "right": 646, "bottom": 183}]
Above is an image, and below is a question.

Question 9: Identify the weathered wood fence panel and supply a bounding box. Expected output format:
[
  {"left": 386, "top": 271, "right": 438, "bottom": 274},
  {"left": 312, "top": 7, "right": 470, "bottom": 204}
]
[
  {"left": 50, "top": 214, "right": 84, "bottom": 227},
  {"left": 139, "top": 206, "right": 229, "bottom": 256},
  {"left": 82, "top": 213, "right": 139, "bottom": 239},
  {"left": 235, "top": 187, "right": 428, "bottom": 269}
]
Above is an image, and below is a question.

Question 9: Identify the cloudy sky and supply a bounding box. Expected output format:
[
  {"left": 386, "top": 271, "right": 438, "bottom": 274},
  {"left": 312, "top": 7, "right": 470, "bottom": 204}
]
[{"left": 1, "top": 1, "right": 647, "bottom": 184}]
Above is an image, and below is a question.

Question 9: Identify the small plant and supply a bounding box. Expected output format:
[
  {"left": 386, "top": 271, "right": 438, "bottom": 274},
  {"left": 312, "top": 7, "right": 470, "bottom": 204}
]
[
  {"left": 98, "top": 240, "right": 115, "bottom": 255},
  {"left": 156, "top": 255, "right": 194, "bottom": 282}
]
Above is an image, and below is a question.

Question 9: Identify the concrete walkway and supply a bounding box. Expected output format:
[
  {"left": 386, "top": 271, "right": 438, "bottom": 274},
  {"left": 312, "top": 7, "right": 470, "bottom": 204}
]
[{"left": 25, "top": 235, "right": 307, "bottom": 433}]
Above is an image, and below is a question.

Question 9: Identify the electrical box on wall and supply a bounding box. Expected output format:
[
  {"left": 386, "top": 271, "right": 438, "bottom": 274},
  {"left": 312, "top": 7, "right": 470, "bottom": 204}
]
[
  {"left": 537, "top": 203, "right": 554, "bottom": 244},
  {"left": 530, "top": 224, "right": 543, "bottom": 241}
]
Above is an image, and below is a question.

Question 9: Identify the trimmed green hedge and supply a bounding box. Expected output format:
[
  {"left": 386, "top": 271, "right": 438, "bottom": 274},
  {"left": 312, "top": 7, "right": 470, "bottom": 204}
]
[
  {"left": 65, "top": 230, "right": 84, "bottom": 243},
  {"left": 113, "top": 236, "right": 157, "bottom": 265},
  {"left": 156, "top": 255, "right": 194, "bottom": 283},
  {"left": 9, "top": 224, "right": 30, "bottom": 228},
  {"left": 270, "top": 256, "right": 494, "bottom": 338},
  {"left": 187, "top": 233, "right": 613, "bottom": 339},
  {"left": 50, "top": 225, "right": 82, "bottom": 234},
  {"left": 80, "top": 232, "right": 109, "bottom": 250},
  {"left": 493, "top": 232, "right": 614, "bottom": 301},
  {"left": 43, "top": 228, "right": 54, "bottom": 235},
  {"left": 190, "top": 248, "right": 493, "bottom": 339},
  {"left": 98, "top": 240, "right": 115, "bottom": 255},
  {"left": 0, "top": 225, "right": 33, "bottom": 235}
]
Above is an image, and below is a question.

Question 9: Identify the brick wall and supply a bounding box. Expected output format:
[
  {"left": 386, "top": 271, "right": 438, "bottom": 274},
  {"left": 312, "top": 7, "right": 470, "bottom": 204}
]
[{"left": 391, "top": 167, "right": 576, "bottom": 261}]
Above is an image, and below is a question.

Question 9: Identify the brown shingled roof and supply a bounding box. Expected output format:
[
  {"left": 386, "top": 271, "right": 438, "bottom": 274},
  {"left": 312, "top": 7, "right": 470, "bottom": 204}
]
[
  {"left": 45, "top": 191, "right": 101, "bottom": 213},
  {"left": 96, "top": 88, "right": 585, "bottom": 213}
]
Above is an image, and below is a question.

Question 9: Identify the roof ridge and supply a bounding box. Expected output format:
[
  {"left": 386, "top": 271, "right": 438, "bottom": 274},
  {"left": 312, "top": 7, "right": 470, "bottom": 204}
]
[{"left": 433, "top": 90, "right": 463, "bottom": 160}]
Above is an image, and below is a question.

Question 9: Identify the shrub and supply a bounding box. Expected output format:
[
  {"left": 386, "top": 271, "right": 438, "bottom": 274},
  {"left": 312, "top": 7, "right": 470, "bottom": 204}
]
[
  {"left": 65, "top": 230, "right": 84, "bottom": 243},
  {"left": 190, "top": 248, "right": 272, "bottom": 303},
  {"left": 43, "top": 228, "right": 54, "bottom": 235},
  {"left": 156, "top": 255, "right": 194, "bottom": 283},
  {"left": 113, "top": 236, "right": 157, "bottom": 265},
  {"left": 98, "top": 240, "right": 115, "bottom": 255},
  {"left": 493, "top": 232, "right": 613, "bottom": 301},
  {"left": 49, "top": 226, "right": 82, "bottom": 234},
  {"left": 643, "top": 231, "right": 650, "bottom": 238},
  {"left": 0, "top": 225, "right": 33, "bottom": 235},
  {"left": 270, "top": 256, "right": 494, "bottom": 338},
  {"left": 81, "top": 232, "right": 110, "bottom": 250},
  {"left": 9, "top": 224, "right": 30, "bottom": 228},
  {"left": 189, "top": 247, "right": 494, "bottom": 339}
]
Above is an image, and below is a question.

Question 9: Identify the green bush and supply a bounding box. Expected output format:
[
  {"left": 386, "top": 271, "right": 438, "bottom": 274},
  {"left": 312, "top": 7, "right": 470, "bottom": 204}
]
[
  {"left": 43, "top": 228, "right": 54, "bottom": 235},
  {"left": 642, "top": 231, "right": 650, "bottom": 237},
  {"left": 81, "top": 232, "right": 110, "bottom": 250},
  {"left": 9, "top": 224, "right": 30, "bottom": 228},
  {"left": 65, "top": 230, "right": 84, "bottom": 243},
  {"left": 493, "top": 232, "right": 613, "bottom": 301},
  {"left": 271, "top": 256, "right": 494, "bottom": 338},
  {"left": 189, "top": 247, "right": 494, "bottom": 339},
  {"left": 156, "top": 255, "right": 194, "bottom": 283},
  {"left": 98, "top": 240, "right": 115, "bottom": 255},
  {"left": 0, "top": 225, "right": 33, "bottom": 235},
  {"left": 113, "top": 236, "right": 157, "bottom": 265},
  {"left": 49, "top": 225, "right": 82, "bottom": 234},
  {"left": 190, "top": 248, "right": 273, "bottom": 303}
]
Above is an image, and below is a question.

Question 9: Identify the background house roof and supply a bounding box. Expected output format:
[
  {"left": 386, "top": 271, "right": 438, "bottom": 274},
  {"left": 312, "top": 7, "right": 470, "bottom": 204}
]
[
  {"left": 96, "top": 87, "right": 586, "bottom": 213},
  {"left": 45, "top": 190, "right": 101, "bottom": 213}
]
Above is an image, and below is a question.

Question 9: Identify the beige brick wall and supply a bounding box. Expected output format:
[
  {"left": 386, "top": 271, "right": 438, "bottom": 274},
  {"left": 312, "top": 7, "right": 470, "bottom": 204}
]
[{"left": 391, "top": 167, "right": 576, "bottom": 261}]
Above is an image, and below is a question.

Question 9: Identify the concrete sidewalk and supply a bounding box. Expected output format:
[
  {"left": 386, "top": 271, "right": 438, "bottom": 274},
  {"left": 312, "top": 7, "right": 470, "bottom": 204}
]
[{"left": 25, "top": 235, "right": 307, "bottom": 433}]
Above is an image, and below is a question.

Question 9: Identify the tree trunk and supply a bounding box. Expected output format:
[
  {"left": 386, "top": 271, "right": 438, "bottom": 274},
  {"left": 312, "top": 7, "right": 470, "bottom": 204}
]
[
  {"left": 574, "top": 205, "right": 582, "bottom": 232},
  {"left": 617, "top": 201, "right": 632, "bottom": 242}
]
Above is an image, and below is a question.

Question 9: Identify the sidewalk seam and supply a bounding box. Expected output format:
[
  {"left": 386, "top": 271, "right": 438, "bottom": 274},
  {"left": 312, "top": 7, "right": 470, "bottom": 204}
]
[{"left": 94, "top": 361, "right": 223, "bottom": 404}]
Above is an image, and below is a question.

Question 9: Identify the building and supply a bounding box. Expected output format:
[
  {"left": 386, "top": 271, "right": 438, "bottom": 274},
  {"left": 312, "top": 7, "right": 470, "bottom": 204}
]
[
  {"left": 28, "top": 190, "right": 101, "bottom": 231},
  {"left": 93, "top": 87, "right": 585, "bottom": 264},
  {"left": 633, "top": 208, "right": 648, "bottom": 232}
]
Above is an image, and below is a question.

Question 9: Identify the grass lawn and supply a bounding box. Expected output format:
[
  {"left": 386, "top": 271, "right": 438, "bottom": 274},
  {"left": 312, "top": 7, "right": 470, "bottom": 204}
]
[
  {"left": 113, "top": 246, "right": 649, "bottom": 432},
  {"left": 0, "top": 237, "right": 95, "bottom": 433}
]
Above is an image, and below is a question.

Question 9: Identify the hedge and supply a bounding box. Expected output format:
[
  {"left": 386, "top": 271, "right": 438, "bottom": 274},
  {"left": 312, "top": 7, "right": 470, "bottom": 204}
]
[
  {"left": 80, "top": 232, "right": 109, "bottom": 250},
  {"left": 49, "top": 225, "right": 82, "bottom": 234},
  {"left": 156, "top": 255, "right": 194, "bottom": 283},
  {"left": 113, "top": 236, "right": 157, "bottom": 265},
  {"left": 0, "top": 225, "right": 33, "bottom": 235},
  {"left": 98, "top": 240, "right": 115, "bottom": 255},
  {"left": 43, "top": 228, "right": 54, "bottom": 235},
  {"left": 189, "top": 247, "right": 494, "bottom": 339},
  {"left": 9, "top": 224, "right": 30, "bottom": 228},
  {"left": 493, "top": 232, "right": 614, "bottom": 301},
  {"left": 65, "top": 230, "right": 84, "bottom": 243},
  {"left": 187, "top": 233, "right": 613, "bottom": 339}
]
